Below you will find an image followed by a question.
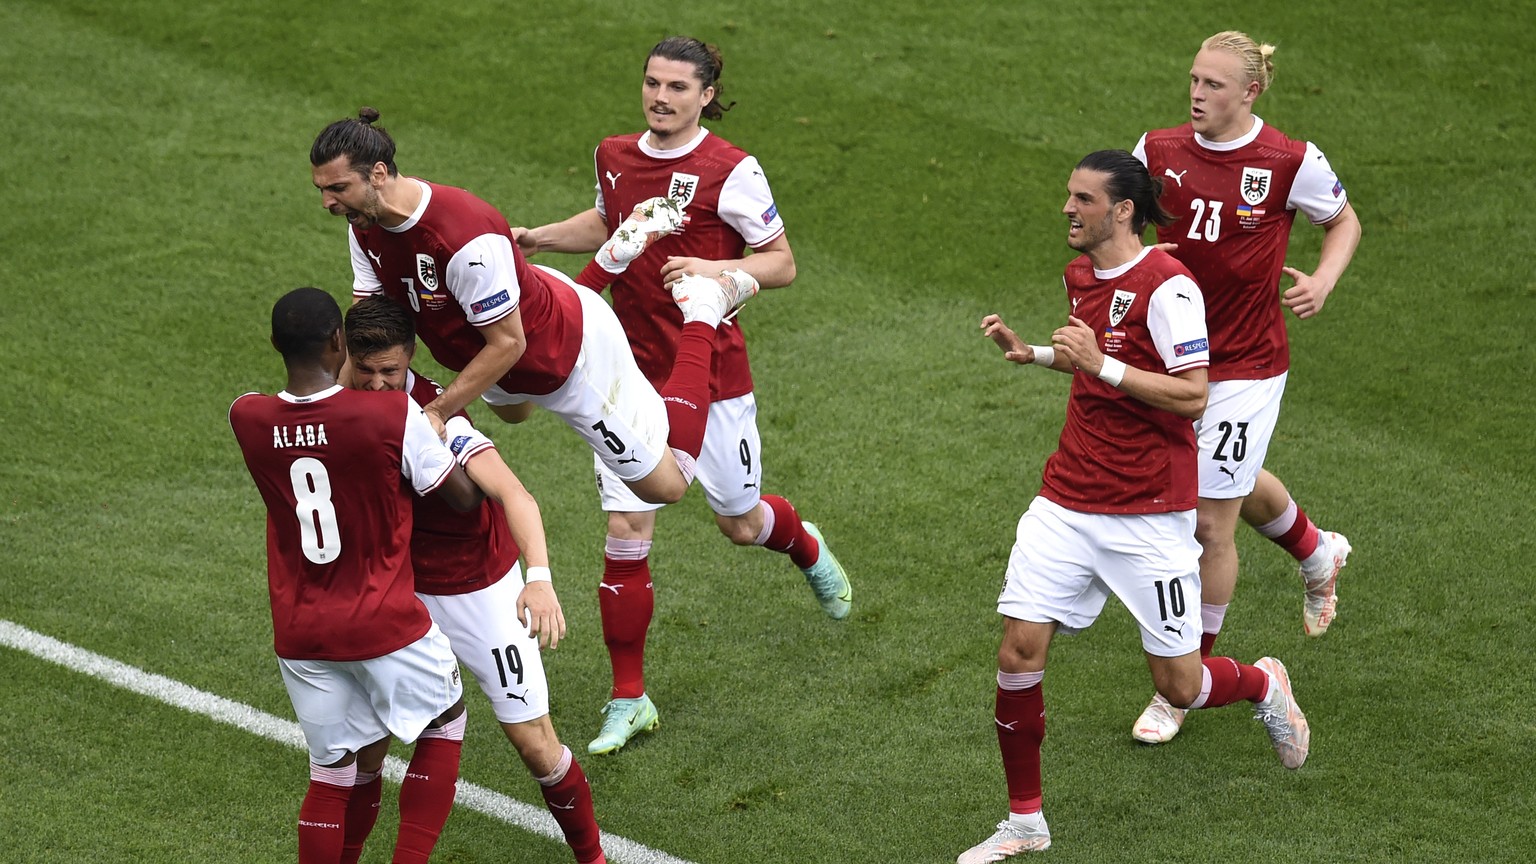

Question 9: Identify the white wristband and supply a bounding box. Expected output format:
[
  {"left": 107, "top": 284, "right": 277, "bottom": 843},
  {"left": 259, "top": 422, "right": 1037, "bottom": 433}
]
[
  {"left": 1030, "top": 345, "right": 1055, "bottom": 367},
  {"left": 525, "top": 566, "right": 552, "bottom": 584},
  {"left": 1097, "top": 357, "right": 1127, "bottom": 387}
]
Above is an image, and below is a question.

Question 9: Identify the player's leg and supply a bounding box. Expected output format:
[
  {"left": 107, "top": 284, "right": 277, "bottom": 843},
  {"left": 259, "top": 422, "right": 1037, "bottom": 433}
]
[
  {"left": 589, "top": 483, "right": 663, "bottom": 755},
  {"left": 700, "top": 394, "right": 851, "bottom": 619},
  {"left": 278, "top": 658, "right": 390, "bottom": 864},
  {"left": 1242, "top": 468, "right": 1351, "bottom": 636},
  {"left": 960, "top": 497, "right": 1102, "bottom": 860},
  {"left": 339, "top": 738, "right": 392, "bottom": 864},
  {"left": 421, "top": 578, "right": 605, "bottom": 862},
  {"left": 1143, "top": 650, "right": 1308, "bottom": 769}
]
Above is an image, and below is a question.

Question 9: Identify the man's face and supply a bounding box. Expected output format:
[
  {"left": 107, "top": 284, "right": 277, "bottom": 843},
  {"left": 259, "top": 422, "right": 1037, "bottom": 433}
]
[
  {"left": 349, "top": 345, "right": 411, "bottom": 392},
  {"left": 642, "top": 57, "right": 713, "bottom": 142},
  {"left": 312, "top": 156, "right": 385, "bottom": 229},
  {"left": 1188, "top": 48, "right": 1257, "bottom": 141},
  {"left": 1062, "top": 169, "right": 1120, "bottom": 254}
]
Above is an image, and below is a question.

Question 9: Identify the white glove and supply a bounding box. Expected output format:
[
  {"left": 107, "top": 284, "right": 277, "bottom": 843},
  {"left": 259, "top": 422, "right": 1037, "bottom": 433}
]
[{"left": 596, "top": 197, "right": 685, "bottom": 274}]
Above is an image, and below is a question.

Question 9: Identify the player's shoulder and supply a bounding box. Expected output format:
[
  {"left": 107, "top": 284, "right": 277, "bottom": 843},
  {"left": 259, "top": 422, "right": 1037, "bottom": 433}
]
[
  {"left": 1063, "top": 254, "right": 1096, "bottom": 283},
  {"left": 229, "top": 391, "right": 270, "bottom": 425},
  {"left": 1145, "top": 247, "right": 1196, "bottom": 280},
  {"left": 406, "top": 369, "right": 447, "bottom": 408},
  {"left": 1143, "top": 123, "right": 1193, "bottom": 146},
  {"left": 599, "top": 131, "right": 647, "bottom": 150},
  {"left": 1253, "top": 122, "right": 1310, "bottom": 157}
]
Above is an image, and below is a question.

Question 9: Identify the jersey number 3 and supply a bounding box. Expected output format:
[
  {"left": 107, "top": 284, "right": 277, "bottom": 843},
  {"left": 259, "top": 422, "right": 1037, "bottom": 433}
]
[{"left": 290, "top": 457, "right": 341, "bottom": 564}]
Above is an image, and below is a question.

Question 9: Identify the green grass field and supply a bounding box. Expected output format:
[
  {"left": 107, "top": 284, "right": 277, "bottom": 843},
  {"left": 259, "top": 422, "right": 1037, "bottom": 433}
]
[{"left": 3, "top": 1, "right": 1534, "bottom": 861}]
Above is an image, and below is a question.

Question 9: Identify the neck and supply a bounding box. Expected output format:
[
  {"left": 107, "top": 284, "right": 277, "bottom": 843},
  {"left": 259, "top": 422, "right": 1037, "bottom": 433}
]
[
  {"left": 1086, "top": 235, "right": 1145, "bottom": 272},
  {"left": 647, "top": 124, "right": 701, "bottom": 151},
  {"left": 375, "top": 175, "right": 421, "bottom": 229},
  {"left": 1205, "top": 112, "right": 1256, "bottom": 143},
  {"left": 284, "top": 366, "right": 339, "bottom": 398}
]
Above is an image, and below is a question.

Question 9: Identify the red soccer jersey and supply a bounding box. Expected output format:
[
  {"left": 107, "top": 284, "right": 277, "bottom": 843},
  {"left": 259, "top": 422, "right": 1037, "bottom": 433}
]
[
  {"left": 593, "top": 129, "right": 785, "bottom": 400},
  {"left": 1039, "top": 248, "right": 1210, "bottom": 514},
  {"left": 350, "top": 180, "right": 583, "bottom": 396},
  {"left": 1136, "top": 120, "right": 1347, "bottom": 381},
  {"left": 229, "top": 386, "right": 454, "bottom": 661},
  {"left": 406, "top": 371, "right": 522, "bottom": 596}
]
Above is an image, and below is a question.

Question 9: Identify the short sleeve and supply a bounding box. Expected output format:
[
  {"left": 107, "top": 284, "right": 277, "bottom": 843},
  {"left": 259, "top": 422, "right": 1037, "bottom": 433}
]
[
  {"left": 400, "top": 400, "right": 457, "bottom": 495},
  {"left": 443, "top": 414, "right": 497, "bottom": 467},
  {"left": 445, "top": 234, "right": 521, "bottom": 326},
  {"left": 350, "top": 230, "right": 383, "bottom": 297},
  {"left": 1147, "top": 275, "right": 1210, "bottom": 373},
  {"left": 717, "top": 156, "right": 785, "bottom": 249},
  {"left": 1131, "top": 133, "right": 1150, "bottom": 167},
  {"left": 1289, "top": 142, "right": 1348, "bottom": 224}
]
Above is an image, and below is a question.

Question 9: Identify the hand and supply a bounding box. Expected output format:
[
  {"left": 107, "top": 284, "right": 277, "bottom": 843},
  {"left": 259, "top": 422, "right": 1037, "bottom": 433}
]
[
  {"left": 422, "top": 405, "right": 448, "bottom": 441},
  {"left": 516, "top": 581, "right": 566, "bottom": 650},
  {"left": 980, "top": 314, "right": 1033, "bottom": 365},
  {"left": 510, "top": 226, "right": 539, "bottom": 255},
  {"left": 1280, "top": 265, "right": 1333, "bottom": 319},
  {"left": 1052, "top": 316, "right": 1104, "bottom": 374},
  {"left": 660, "top": 256, "right": 725, "bottom": 288}
]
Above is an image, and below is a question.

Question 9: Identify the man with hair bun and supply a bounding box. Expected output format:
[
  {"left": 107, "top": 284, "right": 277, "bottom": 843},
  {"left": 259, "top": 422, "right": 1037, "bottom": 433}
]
[
  {"left": 309, "top": 106, "right": 749, "bottom": 517},
  {"left": 514, "top": 35, "right": 852, "bottom": 756},
  {"left": 1128, "top": 30, "right": 1363, "bottom": 747},
  {"left": 957, "top": 151, "right": 1308, "bottom": 862}
]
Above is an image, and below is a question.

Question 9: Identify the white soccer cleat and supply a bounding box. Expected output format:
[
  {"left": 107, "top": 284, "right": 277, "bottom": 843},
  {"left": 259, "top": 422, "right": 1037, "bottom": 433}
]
[
  {"left": 1252, "top": 657, "right": 1309, "bottom": 769},
  {"left": 596, "top": 196, "right": 685, "bottom": 274},
  {"left": 957, "top": 817, "right": 1051, "bottom": 863},
  {"left": 671, "top": 273, "right": 732, "bottom": 326},
  {"left": 717, "top": 268, "right": 760, "bottom": 320},
  {"left": 1301, "top": 530, "right": 1351, "bottom": 637},
  {"left": 1131, "top": 692, "right": 1188, "bottom": 744}
]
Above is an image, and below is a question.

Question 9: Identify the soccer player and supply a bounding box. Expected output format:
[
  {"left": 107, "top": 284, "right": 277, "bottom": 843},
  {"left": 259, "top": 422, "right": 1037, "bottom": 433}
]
[
  {"left": 229, "top": 287, "right": 473, "bottom": 864},
  {"left": 512, "top": 35, "right": 853, "bottom": 755},
  {"left": 341, "top": 296, "right": 605, "bottom": 864},
  {"left": 309, "top": 108, "right": 750, "bottom": 512},
  {"left": 958, "top": 152, "right": 1308, "bottom": 862},
  {"left": 1129, "top": 30, "right": 1362, "bottom": 745}
]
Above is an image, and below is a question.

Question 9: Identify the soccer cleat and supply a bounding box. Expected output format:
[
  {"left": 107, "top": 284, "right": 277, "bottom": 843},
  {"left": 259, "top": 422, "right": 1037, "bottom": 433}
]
[
  {"left": 1131, "top": 692, "right": 1188, "bottom": 744},
  {"left": 717, "top": 268, "right": 760, "bottom": 320},
  {"left": 586, "top": 694, "right": 660, "bottom": 755},
  {"left": 799, "top": 522, "right": 852, "bottom": 620},
  {"left": 1252, "top": 657, "right": 1309, "bottom": 769},
  {"left": 671, "top": 273, "right": 732, "bottom": 325},
  {"left": 1301, "top": 530, "right": 1351, "bottom": 637},
  {"left": 596, "top": 197, "right": 685, "bottom": 274},
  {"left": 957, "top": 818, "right": 1052, "bottom": 863}
]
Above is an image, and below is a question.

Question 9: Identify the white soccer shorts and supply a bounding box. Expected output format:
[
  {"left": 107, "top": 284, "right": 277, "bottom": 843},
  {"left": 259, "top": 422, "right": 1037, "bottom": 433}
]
[
  {"left": 417, "top": 566, "right": 551, "bottom": 725},
  {"left": 1195, "top": 373, "right": 1288, "bottom": 499},
  {"left": 279, "top": 622, "right": 463, "bottom": 765},
  {"left": 481, "top": 267, "right": 668, "bottom": 484},
  {"left": 997, "top": 496, "right": 1203, "bottom": 658},
  {"left": 596, "top": 393, "right": 764, "bottom": 517}
]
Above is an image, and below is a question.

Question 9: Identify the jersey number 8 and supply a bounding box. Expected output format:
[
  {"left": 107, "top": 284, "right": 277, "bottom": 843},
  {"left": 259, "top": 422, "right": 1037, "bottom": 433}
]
[{"left": 290, "top": 457, "right": 341, "bottom": 564}]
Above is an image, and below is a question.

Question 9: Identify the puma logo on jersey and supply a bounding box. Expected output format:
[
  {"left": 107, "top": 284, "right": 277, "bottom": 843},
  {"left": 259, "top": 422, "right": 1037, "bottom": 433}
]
[
  {"left": 366, "top": 249, "right": 382, "bottom": 266},
  {"left": 1164, "top": 168, "right": 1188, "bottom": 187},
  {"left": 605, "top": 170, "right": 622, "bottom": 189}
]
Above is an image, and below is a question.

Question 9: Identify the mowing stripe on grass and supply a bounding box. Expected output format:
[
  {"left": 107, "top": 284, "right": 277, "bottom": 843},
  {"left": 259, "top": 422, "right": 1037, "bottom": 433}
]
[{"left": 0, "top": 619, "right": 697, "bottom": 864}]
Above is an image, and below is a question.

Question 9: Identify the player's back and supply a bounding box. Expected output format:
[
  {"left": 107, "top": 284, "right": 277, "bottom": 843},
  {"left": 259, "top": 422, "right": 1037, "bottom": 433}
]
[{"left": 230, "top": 386, "right": 434, "bottom": 661}]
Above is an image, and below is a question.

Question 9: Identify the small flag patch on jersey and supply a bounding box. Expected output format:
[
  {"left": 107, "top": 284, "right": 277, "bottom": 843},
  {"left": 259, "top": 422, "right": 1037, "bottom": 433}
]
[
  {"left": 1104, "top": 327, "right": 1128, "bottom": 340},
  {"left": 1236, "top": 204, "right": 1265, "bottom": 217},
  {"left": 1174, "top": 337, "right": 1209, "bottom": 357},
  {"left": 1332, "top": 180, "right": 1345, "bottom": 198},
  {"left": 761, "top": 202, "right": 779, "bottom": 225},
  {"left": 471, "top": 290, "right": 511, "bottom": 315}
]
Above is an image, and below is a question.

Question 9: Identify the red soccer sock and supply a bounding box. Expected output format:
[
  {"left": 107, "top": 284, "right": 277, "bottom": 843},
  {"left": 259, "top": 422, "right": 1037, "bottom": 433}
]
[
  {"left": 660, "top": 321, "right": 716, "bottom": 461},
  {"left": 1254, "top": 498, "right": 1322, "bottom": 563},
  {"left": 600, "top": 540, "right": 654, "bottom": 700},
  {"left": 537, "top": 747, "right": 605, "bottom": 864},
  {"left": 393, "top": 720, "right": 464, "bottom": 864},
  {"left": 339, "top": 772, "right": 383, "bottom": 864},
  {"left": 995, "top": 678, "right": 1046, "bottom": 815},
  {"left": 298, "top": 775, "right": 352, "bottom": 864},
  {"left": 754, "top": 495, "right": 820, "bottom": 569},
  {"left": 1190, "top": 656, "right": 1271, "bottom": 709}
]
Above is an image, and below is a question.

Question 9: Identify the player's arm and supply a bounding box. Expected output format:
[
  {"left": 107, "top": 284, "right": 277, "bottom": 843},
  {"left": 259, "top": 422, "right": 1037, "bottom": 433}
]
[
  {"left": 980, "top": 313, "right": 1074, "bottom": 372},
  {"left": 659, "top": 233, "right": 796, "bottom": 291},
  {"left": 513, "top": 208, "right": 610, "bottom": 256},
  {"left": 461, "top": 447, "right": 565, "bottom": 649},
  {"left": 1054, "top": 313, "right": 1208, "bottom": 418},
  {"left": 423, "top": 310, "right": 526, "bottom": 428},
  {"left": 1282, "top": 201, "right": 1361, "bottom": 319},
  {"left": 403, "top": 400, "right": 484, "bottom": 510}
]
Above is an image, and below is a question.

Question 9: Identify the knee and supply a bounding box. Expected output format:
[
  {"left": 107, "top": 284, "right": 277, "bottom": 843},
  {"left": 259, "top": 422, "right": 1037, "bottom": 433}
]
[
  {"left": 715, "top": 513, "right": 758, "bottom": 546},
  {"left": 997, "top": 642, "right": 1045, "bottom": 675},
  {"left": 1156, "top": 672, "right": 1203, "bottom": 709},
  {"left": 502, "top": 719, "right": 563, "bottom": 776}
]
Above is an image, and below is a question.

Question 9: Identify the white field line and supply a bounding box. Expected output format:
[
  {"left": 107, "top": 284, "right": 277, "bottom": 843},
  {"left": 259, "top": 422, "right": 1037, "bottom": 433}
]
[{"left": 1, "top": 619, "right": 698, "bottom": 864}]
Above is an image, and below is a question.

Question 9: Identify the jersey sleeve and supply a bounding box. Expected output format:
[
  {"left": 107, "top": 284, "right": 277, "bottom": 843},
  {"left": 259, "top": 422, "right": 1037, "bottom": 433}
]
[
  {"left": 445, "top": 233, "right": 521, "bottom": 326},
  {"left": 717, "top": 156, "right": 785, "bottom": 249},
  {"left": 350, "top": 230, "right": 383, "bottom": 297},
  {"left": 1289, "top": 142, "right": 1348, "bottom": 224},
  {"left": 443, "top": 414, "right": 497, "bottom": 467},
  {"left": 1147, "top": 275, "right": 1210, "bottom": 374},
  {"left": 591, "top": 147, "right": 608, "bottom": 220},
  {"left": 1131, "top": 133, "right": 1150, "bottom": 167},
  {"left": 400, "top": 399, "right": 457, "bottom": 495}
]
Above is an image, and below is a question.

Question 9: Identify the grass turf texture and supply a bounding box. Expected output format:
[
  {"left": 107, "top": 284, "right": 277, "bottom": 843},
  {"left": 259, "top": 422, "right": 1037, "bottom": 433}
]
[{"left": 2, "top": 1, "right": 1534, "bottom": 861}]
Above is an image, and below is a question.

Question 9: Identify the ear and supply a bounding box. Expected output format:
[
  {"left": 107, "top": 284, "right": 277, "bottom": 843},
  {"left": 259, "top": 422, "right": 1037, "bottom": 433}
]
[
  {"left": 1115, "top": 197, "right": 1136, "bottom": 225},
  {"left": 369, "top": 161, "right": 389, "bottom": 185},
  {"left": 701, "top": 84, "right": 716, "bottom": 105}
]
